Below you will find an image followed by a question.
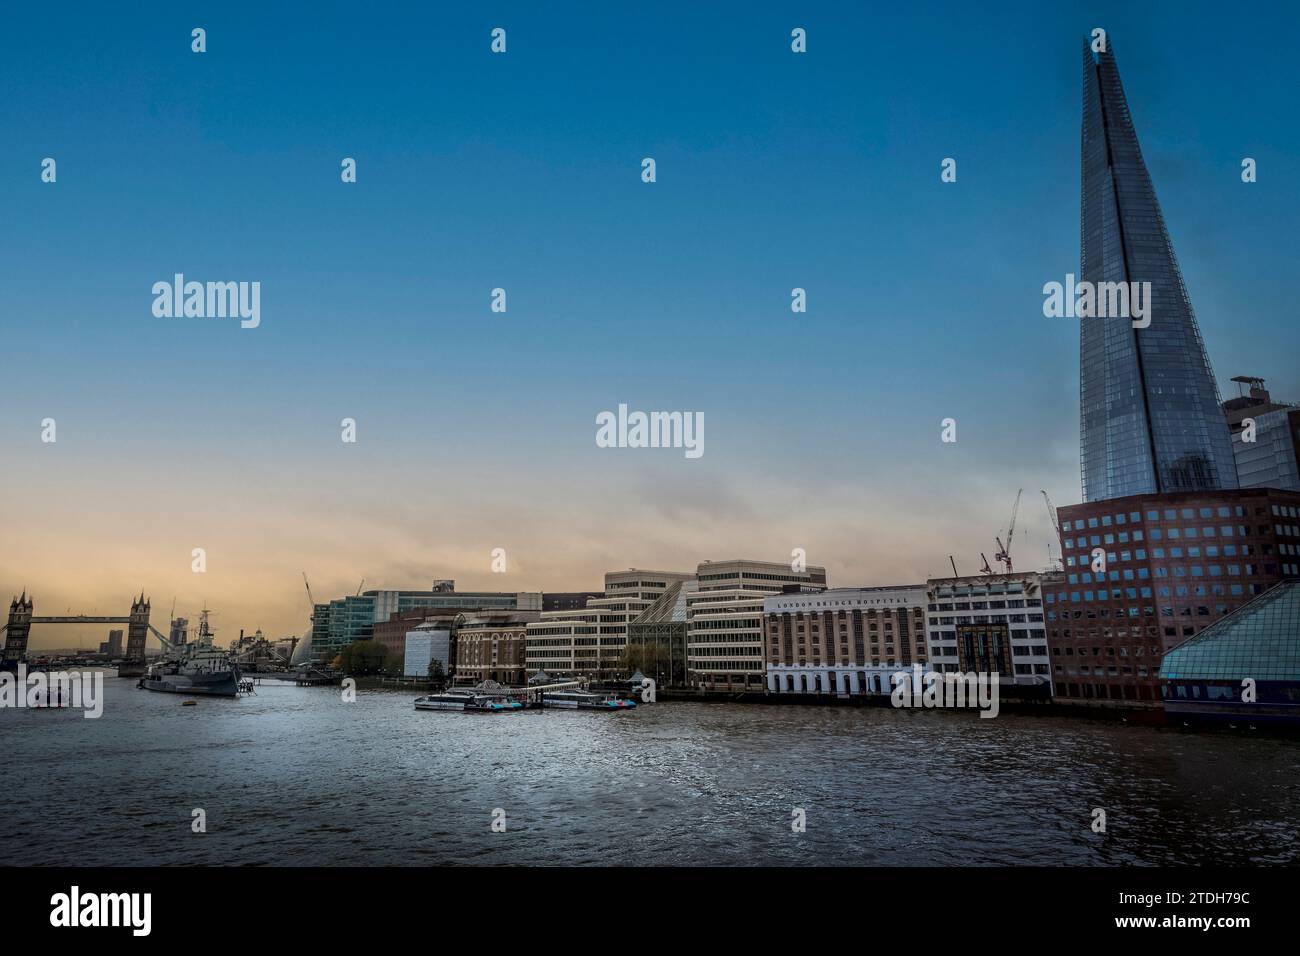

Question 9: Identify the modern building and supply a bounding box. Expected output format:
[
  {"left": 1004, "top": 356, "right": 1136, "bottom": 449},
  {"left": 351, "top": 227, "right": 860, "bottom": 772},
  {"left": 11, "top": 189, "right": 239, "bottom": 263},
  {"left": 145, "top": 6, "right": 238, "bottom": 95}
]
[
  {"left": 688, "top": 559, "right": 828, "bottom": 691},
  {"left": 627, "top": 580, "right": 697, "bottom": 689},
  {"left": 309, "top": 583, "right": 541, "bottom": 659},
  {"left": 925, "top": 573, "right": 1054, "bottom": 691},
  {"left": 764, "top": 586, "right": 927, "bottom": 696},
  {"left": 98, "top": 629, "right": 123, "bottom": 657},
  {"left": 1159, "top": 580, "right": 1300, "bottom": 725},
  {"left": 1222, "top": 377, "right": 1300, "bottom": 492},
  {"left": 1052, "top": 488, "right": 1300, "bottom": 708},
  {"left": 453, "top": 611, "right": 541, "bottom": 685},
  {"left": 1078, "top": 39, "right": 1237, "bottom": 502},
  {"left": 524, "top": 607, "right": 609, "bottom": 678},
  {"left": 1223, "top": 376, "right": 1294, "bottom": 430},
  {"left": 168, "top": 617, "right": 188, "bottom": 647},
  {"left": 543, "top": 592, "right": 604, "bottom": 612},
  {"left": 524, "top": 569, "right": 693, "bottom": 680}
]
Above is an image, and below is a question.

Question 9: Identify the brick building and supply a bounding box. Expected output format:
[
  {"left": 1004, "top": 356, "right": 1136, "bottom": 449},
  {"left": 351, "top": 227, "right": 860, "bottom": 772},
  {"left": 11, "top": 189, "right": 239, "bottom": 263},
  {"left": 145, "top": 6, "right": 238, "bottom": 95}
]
[{"left": 1051, "top": 488, "right": 1300, "bottom": 708}]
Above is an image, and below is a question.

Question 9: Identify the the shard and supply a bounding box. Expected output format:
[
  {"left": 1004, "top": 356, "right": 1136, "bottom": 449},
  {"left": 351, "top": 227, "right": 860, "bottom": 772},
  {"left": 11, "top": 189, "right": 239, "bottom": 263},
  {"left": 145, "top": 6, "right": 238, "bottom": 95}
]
[{"left": 1079, "top": 38, "right": 1238, "bottom": 501}]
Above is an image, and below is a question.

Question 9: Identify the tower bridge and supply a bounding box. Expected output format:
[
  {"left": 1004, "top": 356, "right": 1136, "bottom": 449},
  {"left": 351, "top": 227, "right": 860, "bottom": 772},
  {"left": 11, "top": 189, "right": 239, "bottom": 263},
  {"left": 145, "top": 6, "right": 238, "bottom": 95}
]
[{"left": 2, "top": 593, "right": 174, "bottom": 676}]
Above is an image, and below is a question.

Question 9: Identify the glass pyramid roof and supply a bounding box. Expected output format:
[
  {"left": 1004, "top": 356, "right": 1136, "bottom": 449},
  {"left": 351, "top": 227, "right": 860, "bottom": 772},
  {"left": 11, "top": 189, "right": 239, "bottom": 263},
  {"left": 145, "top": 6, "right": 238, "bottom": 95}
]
[{"left": 1160, "top": 581, "right": 1300, "bottom": 681}]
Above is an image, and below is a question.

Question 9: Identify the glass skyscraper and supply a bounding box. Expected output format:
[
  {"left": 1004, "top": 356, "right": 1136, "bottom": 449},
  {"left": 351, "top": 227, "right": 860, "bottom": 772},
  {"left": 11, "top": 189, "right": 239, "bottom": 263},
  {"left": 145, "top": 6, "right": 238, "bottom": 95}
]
[{"left": 1079, "top": 40, "right": 1238, "bottom": 502}]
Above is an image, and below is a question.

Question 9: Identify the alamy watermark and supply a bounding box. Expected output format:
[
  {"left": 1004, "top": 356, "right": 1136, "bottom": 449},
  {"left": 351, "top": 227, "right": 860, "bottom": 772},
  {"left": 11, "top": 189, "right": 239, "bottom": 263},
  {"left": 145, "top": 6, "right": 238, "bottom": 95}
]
[
  {"left": 1042, "top": 273, "right": 1151, "bottom": 329},
  {"left": 890, "top": 664, "right": 1000, "bottom": 718},
  {"left": 1, "top": 665, "right": 104, "bottom": 718},
  {"left": 152, "top": 274, "right": 261, "bottom": 329},
  {"left": 595, "top": 404, "right": 703, "bottom": 459},
  {"left": 50, "top": 886, "right": 150, "bottom": 936}
]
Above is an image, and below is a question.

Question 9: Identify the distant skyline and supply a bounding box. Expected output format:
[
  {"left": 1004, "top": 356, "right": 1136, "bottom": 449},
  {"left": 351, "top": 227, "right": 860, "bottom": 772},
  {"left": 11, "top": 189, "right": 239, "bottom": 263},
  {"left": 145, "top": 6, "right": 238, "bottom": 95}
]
[{"left": 3, "top": 2, "right": 1298, "bottom": 647}]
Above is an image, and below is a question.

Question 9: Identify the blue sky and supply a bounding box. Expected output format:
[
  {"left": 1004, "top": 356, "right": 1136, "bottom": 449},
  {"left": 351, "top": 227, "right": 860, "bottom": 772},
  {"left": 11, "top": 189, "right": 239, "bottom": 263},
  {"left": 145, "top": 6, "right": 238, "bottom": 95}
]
[{"left": 3, "top": 1, "right": 1298, "bottom": 642}]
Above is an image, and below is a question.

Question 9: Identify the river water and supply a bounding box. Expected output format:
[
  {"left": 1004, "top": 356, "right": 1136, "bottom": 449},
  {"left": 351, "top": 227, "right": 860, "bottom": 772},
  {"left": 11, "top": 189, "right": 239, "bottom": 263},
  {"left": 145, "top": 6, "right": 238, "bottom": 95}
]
[{"left": 5, "top": 668, "right": 1299, "bottom": 866}]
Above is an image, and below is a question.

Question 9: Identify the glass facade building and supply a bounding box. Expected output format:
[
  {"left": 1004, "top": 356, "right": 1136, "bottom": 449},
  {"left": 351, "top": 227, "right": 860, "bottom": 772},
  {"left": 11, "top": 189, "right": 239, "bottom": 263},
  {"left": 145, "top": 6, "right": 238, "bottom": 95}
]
[
  {"left": 1079, "top": 41, "right": 1238, "bottom": 501},
  {"left": 308, "top": 588, "right": 525, "bottom": 659},
  {"left": 1160, "top": 581, "right": 1300, "bottom": 725},
  {"left": 1232, "top": 408, "right": 1300, "bottom": 492}
]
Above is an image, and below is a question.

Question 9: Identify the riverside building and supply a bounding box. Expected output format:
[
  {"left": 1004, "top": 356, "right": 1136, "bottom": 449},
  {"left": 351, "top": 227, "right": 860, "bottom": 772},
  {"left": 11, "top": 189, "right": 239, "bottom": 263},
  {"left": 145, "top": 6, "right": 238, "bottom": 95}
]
[
  {"left": 1052, "top": 488, "right": 1300, "bottom": 708},
  {"left": 763, "top": 586, "right": 927, "bottom": 696},
  {"left": 454, "top": 611, "right": 541, "bottom": 685},
  {"left": 374, "top": 607, "right": 471, "bottom": 663},
  {"left": 309, "top": 582, "right": 541, "bottom": 659},
  {"left": 524, "top": 569, "right": 693, "bottom": 680},
  {"left": 925, "top": 572, "right": 1055, "bottom": 693},
  {"left": 626, "top": 580, "right": 698, "bottom": 689},
  {"left": 1159, "top": 581, "right": 1300, "bottom": 726},
  {"left": 688, "top": 559, "right": 827, "bottom": 691}
]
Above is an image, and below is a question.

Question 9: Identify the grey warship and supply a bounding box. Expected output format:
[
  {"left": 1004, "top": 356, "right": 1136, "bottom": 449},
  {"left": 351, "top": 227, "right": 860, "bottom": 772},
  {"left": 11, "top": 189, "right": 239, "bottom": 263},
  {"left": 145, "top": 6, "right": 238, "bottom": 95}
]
[{"left": 138, "top": 607, "right": 240, "bottom": 697}]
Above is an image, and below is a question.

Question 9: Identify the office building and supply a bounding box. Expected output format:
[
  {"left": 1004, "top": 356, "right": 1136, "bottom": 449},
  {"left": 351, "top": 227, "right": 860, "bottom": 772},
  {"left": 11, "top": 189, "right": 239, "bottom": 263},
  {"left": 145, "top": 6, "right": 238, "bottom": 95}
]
[
  {"left": 169, "top": 617, "right": 188, "bottom": 647},
  {"left": 98, "top": 629, "right": 123, "bottom": 657},
  {"left": 1078, "top": 39, "right": 1237, "bottom": 501},
  {"left": 1051, "top": 488, "right": 1300, "bottom": 707},
  {"left": 373, "top": 607, "right": 471, "bottom": 663},
  {"left": 688, "top": 559, "right": 827, "bottom": 691},
  {"left": 309, "top": 583, "right": 540, "bottom": 659},
  {"left": 543, "top": 592, "right": 604, "bottom": 612},
  {"left": 524, "top": 569, "right": 693, "bottom": 679},
  {"left": 524, "top": 607, "right": 608, "bottom": 678},
  {"left": 925, "top": 573, "right": 1054, "bottom": 692},
  {"left": 1222, "top": 377, "right": 1300, "bottom": 492}
]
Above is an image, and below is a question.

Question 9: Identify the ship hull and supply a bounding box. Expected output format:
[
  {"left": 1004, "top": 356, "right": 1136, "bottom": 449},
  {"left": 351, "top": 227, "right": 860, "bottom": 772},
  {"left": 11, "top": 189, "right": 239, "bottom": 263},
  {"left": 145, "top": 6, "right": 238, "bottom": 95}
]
[
  {"left": 541, "top": 697, "right": 636, "bottom": 710},
  {"left": 414, "top": 697, "right": 523, "bottom": 712},
  {"left": 140, "top": 673, "right": 239, "bottom": 697}
]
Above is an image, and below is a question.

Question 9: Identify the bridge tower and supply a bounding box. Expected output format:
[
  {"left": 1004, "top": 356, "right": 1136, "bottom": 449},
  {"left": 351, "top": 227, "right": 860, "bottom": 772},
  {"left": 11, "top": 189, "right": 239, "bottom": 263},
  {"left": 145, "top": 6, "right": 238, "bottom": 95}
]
[
  {"left": 2, "top": 593, "right": 34, "bottom": 665},
  {"left": 125, "top": 593, "right": 151, "bottom": 663}
]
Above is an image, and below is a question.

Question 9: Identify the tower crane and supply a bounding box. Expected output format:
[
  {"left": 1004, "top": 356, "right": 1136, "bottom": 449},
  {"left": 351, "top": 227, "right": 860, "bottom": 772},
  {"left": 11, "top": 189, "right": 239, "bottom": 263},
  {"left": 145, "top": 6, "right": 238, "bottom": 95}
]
[
  {"left": 993, "top": 489, "right": 1022, "bottom": 573},
  {"left": 1041, "top": 490, "right": 1064, "bottom": 569},
  {"left": 302, "top": 572, "right": 315, "bottom": 608},
  {"left": 1040, "top": 490, "right": 1062, "bottom": 537}
]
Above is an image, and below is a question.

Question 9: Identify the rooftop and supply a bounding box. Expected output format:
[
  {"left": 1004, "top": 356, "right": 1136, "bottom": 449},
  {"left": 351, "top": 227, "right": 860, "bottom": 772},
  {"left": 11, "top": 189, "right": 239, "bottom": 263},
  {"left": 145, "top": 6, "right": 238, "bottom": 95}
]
[{"left": 1160, "top": 582, "right": 1300, "bottom": 682}]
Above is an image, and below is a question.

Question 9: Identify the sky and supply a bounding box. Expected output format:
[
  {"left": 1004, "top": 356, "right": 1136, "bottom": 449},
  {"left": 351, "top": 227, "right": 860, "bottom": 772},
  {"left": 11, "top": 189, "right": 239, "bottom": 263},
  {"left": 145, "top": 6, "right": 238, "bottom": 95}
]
[{"left": 2, "top": 1, "right": 1298, "bottom": 648}]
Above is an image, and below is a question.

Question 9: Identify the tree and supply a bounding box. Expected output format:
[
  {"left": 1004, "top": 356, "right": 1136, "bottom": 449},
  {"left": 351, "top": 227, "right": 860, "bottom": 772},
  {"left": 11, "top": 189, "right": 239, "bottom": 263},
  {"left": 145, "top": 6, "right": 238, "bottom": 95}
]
[
  {"left": 338, "top": 639, "right": 388, "bottom": 676},
  {"left": 427, "top": 659, "right": 446, "bottom": 688}
]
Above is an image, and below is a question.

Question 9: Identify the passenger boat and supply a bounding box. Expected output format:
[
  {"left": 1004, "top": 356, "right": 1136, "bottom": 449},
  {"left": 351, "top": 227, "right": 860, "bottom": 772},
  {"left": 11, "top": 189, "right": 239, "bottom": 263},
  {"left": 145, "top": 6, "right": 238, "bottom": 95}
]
[
  {"left": 413, "top": 690, "right": 523, "bottom": 712},
  {"left": 539, "top": 690, "right": 636, "bottom": 711}
]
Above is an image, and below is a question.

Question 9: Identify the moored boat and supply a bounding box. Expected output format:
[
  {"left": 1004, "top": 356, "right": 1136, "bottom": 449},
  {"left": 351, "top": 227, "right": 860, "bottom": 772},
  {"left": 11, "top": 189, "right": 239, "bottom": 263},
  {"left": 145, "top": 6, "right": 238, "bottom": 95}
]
[
  {"left": 539, "top": 689, "right": 636, "bottom": 711},
  {"left": 138, "top": 607, "right": 240, "bottom": 698},
  {"left": 414, "top": 690, "right": 523, "bottom": 712}
]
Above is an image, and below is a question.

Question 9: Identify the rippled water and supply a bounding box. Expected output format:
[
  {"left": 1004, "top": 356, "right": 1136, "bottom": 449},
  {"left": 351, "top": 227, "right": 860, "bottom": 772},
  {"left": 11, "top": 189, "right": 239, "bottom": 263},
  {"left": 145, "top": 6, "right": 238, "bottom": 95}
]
[{"left": 5, "top": 668, "right": 1299, "bottom": 866}]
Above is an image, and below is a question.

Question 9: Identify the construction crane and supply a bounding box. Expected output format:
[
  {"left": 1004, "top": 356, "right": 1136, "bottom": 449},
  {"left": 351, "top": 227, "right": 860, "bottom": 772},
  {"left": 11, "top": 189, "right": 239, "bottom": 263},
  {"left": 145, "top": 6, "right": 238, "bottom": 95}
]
[
  {"left": 302, "top": 572, "right": 315, "bottom": 608},
  {"left": 355, "top": 579, "right": 365, "bottom": 597},
  {"left": 1040, "top": 490, "right": 1062, "bottom": 537},
  {"left": 1041, "top": 490, "right": 1064, "bottom": 570},
  {"left": 980, "top": 553, "right": 993, "bottom": 575},
  {"left": 993, "top": 489, "right": 1023, "bottom": 573}
]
